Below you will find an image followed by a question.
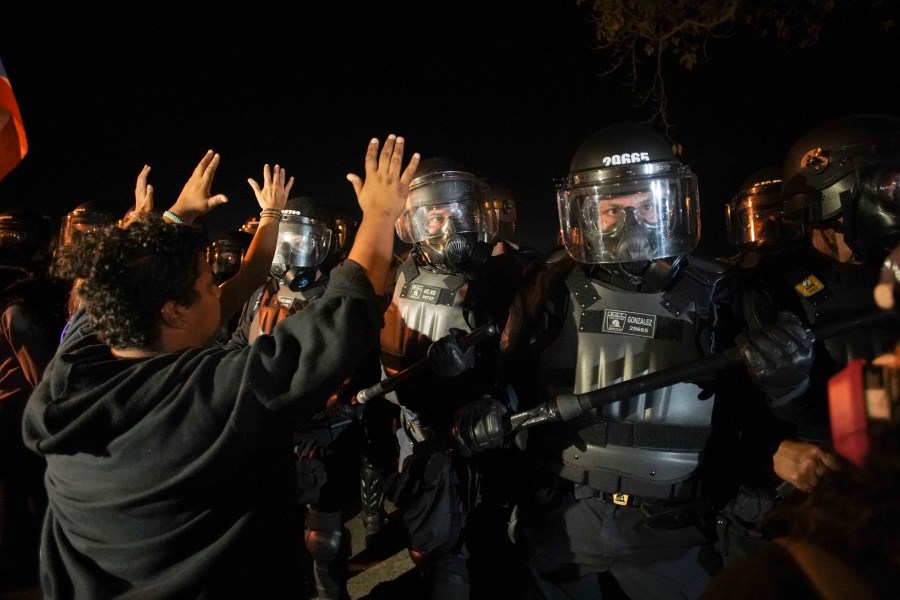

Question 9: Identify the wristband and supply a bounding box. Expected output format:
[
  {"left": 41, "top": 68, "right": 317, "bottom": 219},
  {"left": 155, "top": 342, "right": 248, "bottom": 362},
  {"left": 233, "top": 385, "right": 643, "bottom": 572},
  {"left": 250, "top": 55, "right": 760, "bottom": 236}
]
[
  {"left": 260, "top": 208, "right": 283, "bottom": 220},
  {"left": 163, "top": 210, "right": 184, "bottom": 224}
]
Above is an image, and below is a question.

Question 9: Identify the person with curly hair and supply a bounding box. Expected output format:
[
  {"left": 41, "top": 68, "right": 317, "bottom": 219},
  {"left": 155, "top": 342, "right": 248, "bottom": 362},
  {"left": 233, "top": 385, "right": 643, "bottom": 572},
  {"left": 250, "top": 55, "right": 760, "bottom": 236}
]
[{"left": 21, "top": 135, "right": 419, "bottom": 599}]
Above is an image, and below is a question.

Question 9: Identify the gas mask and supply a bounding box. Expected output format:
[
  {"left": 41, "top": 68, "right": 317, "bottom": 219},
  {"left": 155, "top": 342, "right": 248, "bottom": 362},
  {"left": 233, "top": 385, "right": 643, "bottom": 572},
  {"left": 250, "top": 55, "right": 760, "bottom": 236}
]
[
  {"left": 844, "top": 166, "right": 900, "bottom": 264},
  {"left": 396, "top": 169, "right": 497, "bottom": 275},
  {"left": 271, "top": 212, "right": 332, "bottom": 292}
]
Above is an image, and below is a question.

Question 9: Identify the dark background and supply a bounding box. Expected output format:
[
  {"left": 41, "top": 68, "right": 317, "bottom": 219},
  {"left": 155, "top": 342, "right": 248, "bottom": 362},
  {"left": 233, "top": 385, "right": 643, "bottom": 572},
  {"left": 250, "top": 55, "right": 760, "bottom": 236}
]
[{"left": 2, "top": 0, "right": 899, "bottom": 256}]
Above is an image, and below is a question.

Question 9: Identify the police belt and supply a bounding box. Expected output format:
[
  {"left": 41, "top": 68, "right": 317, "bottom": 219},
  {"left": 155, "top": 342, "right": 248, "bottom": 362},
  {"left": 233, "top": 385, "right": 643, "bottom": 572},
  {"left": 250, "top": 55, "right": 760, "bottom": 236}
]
[
  {"left": 573, "top": 481, "right": 702, "bottom": 509},
  {"left": 583, "top": 488, "right": 707, "bottom": 529}
]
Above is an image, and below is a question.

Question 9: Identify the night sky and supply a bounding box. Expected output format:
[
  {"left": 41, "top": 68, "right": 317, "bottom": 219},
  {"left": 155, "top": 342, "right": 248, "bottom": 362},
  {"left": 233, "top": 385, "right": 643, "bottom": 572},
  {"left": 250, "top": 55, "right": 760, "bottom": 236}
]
[{"left": 2, "top": 1, "right": 899, "bottom": 256}]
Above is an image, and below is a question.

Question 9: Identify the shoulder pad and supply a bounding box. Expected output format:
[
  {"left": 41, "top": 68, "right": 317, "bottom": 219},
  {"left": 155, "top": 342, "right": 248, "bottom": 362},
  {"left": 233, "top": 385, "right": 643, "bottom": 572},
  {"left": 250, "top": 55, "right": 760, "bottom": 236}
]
[{"left": 682, "top": 253, "right": 733, "bottom": 285}]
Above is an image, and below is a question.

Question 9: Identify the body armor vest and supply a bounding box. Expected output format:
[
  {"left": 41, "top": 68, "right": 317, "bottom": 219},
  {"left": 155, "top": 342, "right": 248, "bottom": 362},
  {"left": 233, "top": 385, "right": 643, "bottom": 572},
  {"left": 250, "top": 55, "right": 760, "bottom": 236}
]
[
  {"left": 380, "top": 257, "right": 469, "bottom": 378},
  {"left": 535, "top": 264, "right": 718, "bottom": 499},
  {"left": 246, "top": 278, "right": 327, "bottom": 343}
]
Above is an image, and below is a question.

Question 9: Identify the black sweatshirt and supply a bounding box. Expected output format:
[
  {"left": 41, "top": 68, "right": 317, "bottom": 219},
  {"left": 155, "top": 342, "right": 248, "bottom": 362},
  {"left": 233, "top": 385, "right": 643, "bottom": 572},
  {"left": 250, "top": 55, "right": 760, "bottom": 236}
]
[{"left": 23, "top": 261, "right": 383, "bottom": 599}]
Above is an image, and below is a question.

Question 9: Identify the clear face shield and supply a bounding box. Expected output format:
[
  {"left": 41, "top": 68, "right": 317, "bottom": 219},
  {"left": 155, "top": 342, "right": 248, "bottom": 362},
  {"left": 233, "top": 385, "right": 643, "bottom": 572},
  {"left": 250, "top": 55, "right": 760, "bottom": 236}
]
[
  {"left": 59, "top": 210, "right": 116, "bottom": 248},
  {"left": 726, "top": 196, "right": 784, "bottom": 246},
  {"left": 206, "top": 242, "right": 245, "bottom": 284},
  {"left": 270, "top": 214, "right": 332, "bottom": 280},
  {"left": 395, "top": 173, "right": 498, "bottom": 271},
  {"left": 557, "top": 167, "right": 700, "bottom": 264}
]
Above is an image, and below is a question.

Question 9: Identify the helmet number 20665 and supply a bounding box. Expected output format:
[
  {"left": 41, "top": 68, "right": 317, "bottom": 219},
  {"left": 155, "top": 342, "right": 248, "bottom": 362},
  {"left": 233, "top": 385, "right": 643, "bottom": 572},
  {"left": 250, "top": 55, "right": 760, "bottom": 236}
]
[{"left": 602, "top": 152, "right": 651, "bottom": 166}]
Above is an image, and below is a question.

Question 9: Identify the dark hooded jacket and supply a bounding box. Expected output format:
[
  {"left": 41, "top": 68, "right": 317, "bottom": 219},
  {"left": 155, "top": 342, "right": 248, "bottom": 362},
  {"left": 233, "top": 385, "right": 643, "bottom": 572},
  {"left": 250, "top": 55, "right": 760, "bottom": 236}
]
[{"left": 22, "top": 261, "right": 383, "bottom": 599}]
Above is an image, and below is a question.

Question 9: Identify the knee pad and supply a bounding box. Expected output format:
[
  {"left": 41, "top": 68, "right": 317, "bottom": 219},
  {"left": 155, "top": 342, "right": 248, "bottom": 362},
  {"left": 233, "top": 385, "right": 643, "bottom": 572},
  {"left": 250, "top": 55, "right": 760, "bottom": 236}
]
[{"left": 305, "top": 510, "right": 344, "bottom": 564}]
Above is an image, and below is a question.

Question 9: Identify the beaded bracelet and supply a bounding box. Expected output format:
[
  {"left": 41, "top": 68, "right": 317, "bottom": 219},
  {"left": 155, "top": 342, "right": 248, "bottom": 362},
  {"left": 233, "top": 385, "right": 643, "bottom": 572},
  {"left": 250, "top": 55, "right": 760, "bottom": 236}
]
[{"left": 163, "top": 210, "right": 184, "bottom": 224}]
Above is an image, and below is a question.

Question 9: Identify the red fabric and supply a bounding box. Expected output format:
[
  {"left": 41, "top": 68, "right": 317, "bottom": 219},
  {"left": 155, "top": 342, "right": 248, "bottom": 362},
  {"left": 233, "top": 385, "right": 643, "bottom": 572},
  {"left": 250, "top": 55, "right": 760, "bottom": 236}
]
[
  {"left": 0, "top": 57, "right": 28, "bottom": 182},
  {"left": 828, "top": 359, "right": 869, "bottom": 466}
]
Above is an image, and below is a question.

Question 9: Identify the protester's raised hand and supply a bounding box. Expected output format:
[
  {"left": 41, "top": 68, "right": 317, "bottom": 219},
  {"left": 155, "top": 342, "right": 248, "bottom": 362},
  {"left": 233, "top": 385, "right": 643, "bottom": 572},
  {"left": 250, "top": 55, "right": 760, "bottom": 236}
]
[
  {"left": 248, "top": 164, "right": 293, "bottom": 212},
  {"left": 166, "top": 150, "right": 229, "bottom": 224},
  {"left": 134, "top": 164, "right": 154, "bottom": 214},
  {"left": 346, "top": 135, "right": 419, "bottom": 223},
  {"left": 120, "top": 164, "right": 155, "bottom": 227}
]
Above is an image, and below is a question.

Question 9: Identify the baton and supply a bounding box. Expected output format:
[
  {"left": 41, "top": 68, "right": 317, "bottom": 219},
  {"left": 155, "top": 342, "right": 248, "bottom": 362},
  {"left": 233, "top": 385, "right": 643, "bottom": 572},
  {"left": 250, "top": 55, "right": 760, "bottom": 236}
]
[
  {"left": 355, "top": 323, "right": 498, "bottom": 404},
  {"left": 508, "top": 308, "right": 897, "bottom": 433}
]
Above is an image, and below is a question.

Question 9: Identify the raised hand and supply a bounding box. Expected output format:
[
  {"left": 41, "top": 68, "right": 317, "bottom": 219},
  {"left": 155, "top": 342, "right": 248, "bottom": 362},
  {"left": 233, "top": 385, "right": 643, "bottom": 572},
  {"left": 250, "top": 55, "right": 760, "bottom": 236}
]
[
  {"left": 121, "top": 164, "right": 155, "bottom": 227},
  {"left": 166, "top": 150, "right": 229, "bottom": 224},
  {"left": 346, "top": 135, "right": 420, "bottom": 295},
  {"left": 134, "top": 164, "right": 154, "bottom": 214},
  {"left": 346, "top": 135, "right": 420, "bottom": 224},
  {"left": 248, "top": 164, "right": 293, "bottom": 212}
]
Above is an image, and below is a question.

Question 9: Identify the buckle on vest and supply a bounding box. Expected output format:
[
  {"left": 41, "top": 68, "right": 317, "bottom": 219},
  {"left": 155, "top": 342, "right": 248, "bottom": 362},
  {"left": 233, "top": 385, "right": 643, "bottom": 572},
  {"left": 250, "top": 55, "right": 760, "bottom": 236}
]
[{"left": 612, "top": 492, "right": 629, "bottom": 506}]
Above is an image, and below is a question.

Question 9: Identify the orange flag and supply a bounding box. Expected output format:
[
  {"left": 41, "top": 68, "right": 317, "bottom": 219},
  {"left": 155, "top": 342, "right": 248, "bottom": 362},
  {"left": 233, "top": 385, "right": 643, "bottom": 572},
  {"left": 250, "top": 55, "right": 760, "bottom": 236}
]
[{"left": 0, "top": 57, "right": 28, "bottom": 182}]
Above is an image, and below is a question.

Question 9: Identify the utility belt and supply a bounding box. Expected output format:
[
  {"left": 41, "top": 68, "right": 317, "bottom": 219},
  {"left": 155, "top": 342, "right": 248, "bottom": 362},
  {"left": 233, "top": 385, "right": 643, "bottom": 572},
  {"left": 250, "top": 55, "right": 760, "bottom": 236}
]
[{"left": 573, "top": 482, "right": 709, "bottom": 530}]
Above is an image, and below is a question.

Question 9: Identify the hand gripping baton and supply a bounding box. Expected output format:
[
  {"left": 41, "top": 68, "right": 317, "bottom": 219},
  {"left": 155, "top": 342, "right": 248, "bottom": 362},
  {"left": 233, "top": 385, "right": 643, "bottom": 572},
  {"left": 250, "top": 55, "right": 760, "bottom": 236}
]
[
  {"left": 355, "top": 323, "right": 498, "bottom": 404},
  {"left": 508, "top": 308, "right": 897, "bottom": 434}
]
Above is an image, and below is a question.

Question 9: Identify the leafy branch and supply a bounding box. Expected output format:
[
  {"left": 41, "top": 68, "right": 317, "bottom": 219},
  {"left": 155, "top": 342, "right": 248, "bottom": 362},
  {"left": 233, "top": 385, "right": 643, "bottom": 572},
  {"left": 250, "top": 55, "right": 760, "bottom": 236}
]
[{"left": 575, "top": 0, "right": 890, "bottom": 145}]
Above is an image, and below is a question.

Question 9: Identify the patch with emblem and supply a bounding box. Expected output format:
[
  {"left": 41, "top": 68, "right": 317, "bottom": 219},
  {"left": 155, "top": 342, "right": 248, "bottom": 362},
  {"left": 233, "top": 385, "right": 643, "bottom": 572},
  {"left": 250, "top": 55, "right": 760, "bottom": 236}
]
[
  {"left": 793, "top": 274, "right": 825, "bottom": 298},
  {"left": 402, "top": 282, "right": 441, "bottom": 304},
  {"left": 602, "top": 309, "right": 657, "bottom": 338}
]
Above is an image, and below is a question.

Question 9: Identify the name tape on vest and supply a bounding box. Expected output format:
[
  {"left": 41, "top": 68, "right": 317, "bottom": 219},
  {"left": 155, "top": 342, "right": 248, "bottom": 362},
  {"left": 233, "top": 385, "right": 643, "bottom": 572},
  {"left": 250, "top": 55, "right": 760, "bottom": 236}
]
[
  {"left": 402, "top": 282, "right": 441, "bottom": 304},
  {"left": 602, "top": 309, "right": 657, "bottom": 338}
]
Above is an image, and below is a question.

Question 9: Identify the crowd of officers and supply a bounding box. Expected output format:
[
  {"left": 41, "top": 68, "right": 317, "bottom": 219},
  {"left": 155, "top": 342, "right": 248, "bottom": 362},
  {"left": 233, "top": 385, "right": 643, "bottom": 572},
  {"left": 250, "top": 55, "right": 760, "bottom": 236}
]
[{"left": 2, "top": 116, "right": 900, "bottom": 599}]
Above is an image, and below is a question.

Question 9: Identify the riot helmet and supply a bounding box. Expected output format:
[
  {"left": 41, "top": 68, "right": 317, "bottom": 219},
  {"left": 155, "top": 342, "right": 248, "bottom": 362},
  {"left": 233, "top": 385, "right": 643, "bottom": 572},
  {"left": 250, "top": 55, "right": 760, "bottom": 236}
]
[
  {"left": 0, "top": 208, "right": 55, "bottom": 285},
  {"left": 321, "top": 204, "right": 360, "bottom": 274},
  {"left": 483, "top": 179, "right": 517, "bottom": 244},
  {"left": 726, "top": 166, "right": 788, "bottom": 247},
  {"left": 59, "top": 200, "right": 120, "bottom": 248},
  {"left": 395, "top": 157, "right": 498, "bottom": 274},
  {"left": 272, "top": 196, "right": 334, "bottom": 291},
  {"left": 206, "top": 229, "right": 253, "bottom": 284},
  {"left": 241, "top": 215, "right": 260, "bottom": 235},
  {"left": 782, "top": 114, "right": 900, "bottom": 263},
  {"left": 557, "top": 123, "right": 700, "bottom": 285}
]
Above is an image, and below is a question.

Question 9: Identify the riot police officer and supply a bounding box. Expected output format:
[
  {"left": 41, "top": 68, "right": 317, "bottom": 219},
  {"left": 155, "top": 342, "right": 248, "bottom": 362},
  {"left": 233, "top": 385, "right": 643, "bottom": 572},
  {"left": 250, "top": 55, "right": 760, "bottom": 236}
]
[
  {"left": 379, "top": 157, "right": 538, "bottom": 599},
  {"left": 469, "top": 123, "right": 814, "bottom": 600},
  {"left": 206, "top": 229, "right": 253, "bottom": 285},
  {"left": 0, "top": 208, "right": 55, "bottom": 290},
  {"left": 231, "top": 195, "right": 370, "bottom": 600},
  {"left": 723, "top": 166, "right": 802, "bottom": 262},
  {"left": 57, "top": 199, "right": 121, "bottom": 249},
  {"left": 753, "top": 114, "right": 900, "bottom": 492}
]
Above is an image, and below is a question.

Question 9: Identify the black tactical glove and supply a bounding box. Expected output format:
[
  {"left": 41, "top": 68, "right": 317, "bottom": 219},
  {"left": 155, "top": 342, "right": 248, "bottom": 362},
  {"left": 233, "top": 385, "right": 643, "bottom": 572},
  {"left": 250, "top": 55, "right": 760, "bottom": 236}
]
[
  {"left": 427, "top": 328, "right": 475, "bottom": 377},
  {"left": 451, "top": 397, "right": 508, "bottom": 457},
  {"left": 736, "top": 311, "right": 815, "bottom": 404}
]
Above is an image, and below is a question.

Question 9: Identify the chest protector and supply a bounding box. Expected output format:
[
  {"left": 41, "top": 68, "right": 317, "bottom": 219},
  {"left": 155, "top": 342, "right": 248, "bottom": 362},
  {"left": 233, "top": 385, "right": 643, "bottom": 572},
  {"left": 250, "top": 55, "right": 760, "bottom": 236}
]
[
  {"left": 246, "top": 279, "right": 326, "bottom": 343},
  {"left": 535, "top": 264, "right": 718, "bottom": 498},
  {"left": 380, "top": 257, "right": 469, "bottom": 379}
]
